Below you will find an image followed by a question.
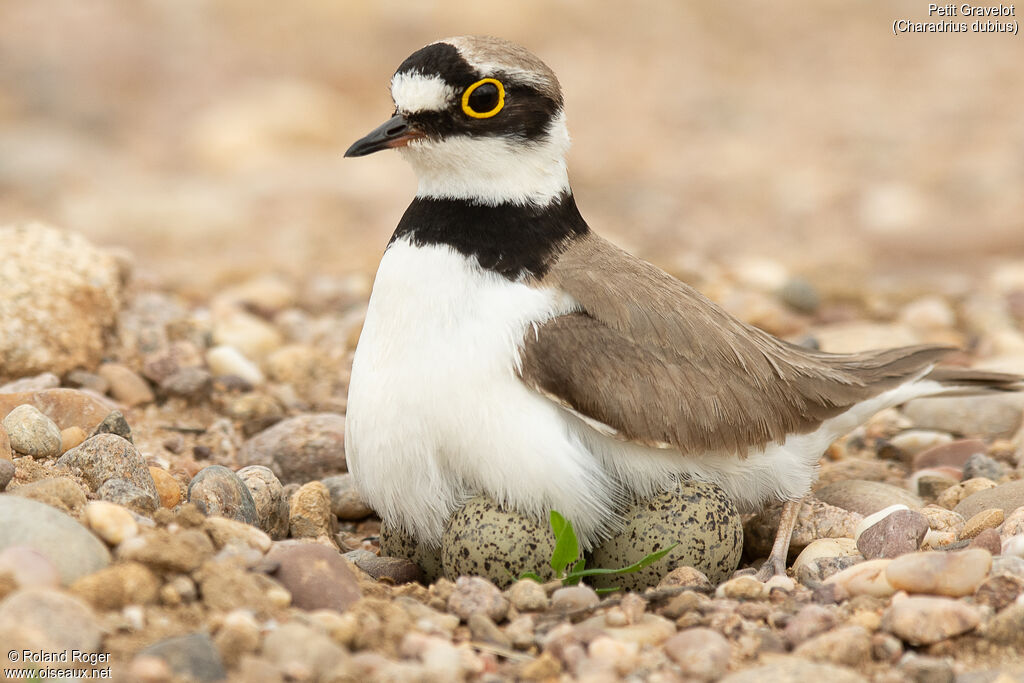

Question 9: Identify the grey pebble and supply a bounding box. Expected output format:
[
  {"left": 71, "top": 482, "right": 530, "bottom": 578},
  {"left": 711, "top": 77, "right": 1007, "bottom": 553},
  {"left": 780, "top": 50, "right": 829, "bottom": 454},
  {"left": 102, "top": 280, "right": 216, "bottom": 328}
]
[
  {"left": 381, "top": 520, "right": 443, "bottom": 583},
  {"left": 344, "top": 548, "right": 422, "bottom": 584},
  {"left": 815, "top": 479, "right": 923, "bottom": 516},
  {"left": 261, "top": 622, "right": 347, "bottom": 682},
  {"left": 0, "top": 587, "right": 102, "bottom": 655},
  {"left": 98, "top": 477, "right": 158, "bottom": 515},
  {"left": 236, "top": 465, "right": 289, "bottom": 539},
  {"left": 2, "top": 404, "right": 62, "bottom": 457},
  {"left": 57, "top": 433, "right": 157, "bottom": 500},
  {"left": 90, "top": 409, "right": 133, "bottom": 443},
  {"left": 0, "top": 372, "right": 60, "bottom": 393},
  {"left": 550, "top": 584, "right": 599, "bottom": 612},
  {"left": 322, "top": 473, "right": 374, "bottom": 520},
  {"left": 0, "top": 496, "right": 111, "bottom": 585},
  {"left": 237, "top": 413, "right": 347, "bottom": 484},
  {"left": 160, "top": 367, "right": 213, "bottom": 399},
  {"left": 777, "top": 277, "right": 820, "bottom": 314},
  {"left": 448, "top": 576, "right": 509, "bottom": 622},
  {"left": 0, "top": 459, "right": 15, "bottom": 491},
  {"left": 187, "top": 465, "right": 259, "bottom": 525},
  {"left": 139, "top": 632, "right": 226, "bottom": 683},
  {"left": 962, "top": 453, "right": 1006, "bottom": 482}
]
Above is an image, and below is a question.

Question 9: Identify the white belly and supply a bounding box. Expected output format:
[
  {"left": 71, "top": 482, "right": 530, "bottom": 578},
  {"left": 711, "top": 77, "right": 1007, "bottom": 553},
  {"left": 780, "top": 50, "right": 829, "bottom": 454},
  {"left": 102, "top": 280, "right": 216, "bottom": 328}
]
[{"left": 345, "top": 237, "right": 621, "bottom": 547}]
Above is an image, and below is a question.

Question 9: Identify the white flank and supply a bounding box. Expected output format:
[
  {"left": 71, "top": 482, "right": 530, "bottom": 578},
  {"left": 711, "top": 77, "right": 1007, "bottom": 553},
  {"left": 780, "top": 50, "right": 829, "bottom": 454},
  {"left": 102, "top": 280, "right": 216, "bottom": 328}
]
[
  {"left": 345, "top": 238, "right": 618, "bottom": 548},
  {"left": 400, "top": 111, "right": 571, "bottom": 206},
  {"left": 390, "top": 72, "right": 455, "bottom": 113}
]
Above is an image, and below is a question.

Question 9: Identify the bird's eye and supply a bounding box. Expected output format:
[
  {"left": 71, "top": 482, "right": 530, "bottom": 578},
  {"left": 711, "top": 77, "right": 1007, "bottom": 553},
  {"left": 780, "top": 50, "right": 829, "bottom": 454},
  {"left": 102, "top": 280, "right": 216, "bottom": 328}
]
[{"left": 461, "top": 78, "right": 505, "bottom": 119}]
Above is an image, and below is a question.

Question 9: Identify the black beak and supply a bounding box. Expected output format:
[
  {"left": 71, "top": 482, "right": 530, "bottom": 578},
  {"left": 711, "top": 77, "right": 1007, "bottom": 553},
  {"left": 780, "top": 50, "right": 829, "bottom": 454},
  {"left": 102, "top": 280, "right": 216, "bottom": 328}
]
[{"left": 344, "top": 113, "right": 422, "bottom": 158}]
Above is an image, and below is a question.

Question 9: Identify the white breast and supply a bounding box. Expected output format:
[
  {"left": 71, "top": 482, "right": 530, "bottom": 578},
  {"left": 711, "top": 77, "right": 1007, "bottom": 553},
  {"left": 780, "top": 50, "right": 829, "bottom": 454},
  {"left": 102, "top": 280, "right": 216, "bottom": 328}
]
[{"left": 345, "top": 237, "right": 620, "bottom": 547}]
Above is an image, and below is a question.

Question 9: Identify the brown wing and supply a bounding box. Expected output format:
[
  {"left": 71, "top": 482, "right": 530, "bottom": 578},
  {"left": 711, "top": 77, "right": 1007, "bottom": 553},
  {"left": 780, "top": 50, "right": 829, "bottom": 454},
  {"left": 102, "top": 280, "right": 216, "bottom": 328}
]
[{"left": 518, "top": 232, "right": 956, "bottom": 455}]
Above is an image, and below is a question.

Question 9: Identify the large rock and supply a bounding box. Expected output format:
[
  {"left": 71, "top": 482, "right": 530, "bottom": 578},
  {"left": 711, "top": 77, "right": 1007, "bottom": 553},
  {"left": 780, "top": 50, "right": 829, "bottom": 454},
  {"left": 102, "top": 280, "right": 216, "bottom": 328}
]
[
  {"left": 0, "top": 224, "right": 123, "bottom": 378},
  {"left": 0, "top": 389, "right": 117, "bottom": 433},
  {"left": 238, "top": 413, "right": 346, "bottom": 484}
]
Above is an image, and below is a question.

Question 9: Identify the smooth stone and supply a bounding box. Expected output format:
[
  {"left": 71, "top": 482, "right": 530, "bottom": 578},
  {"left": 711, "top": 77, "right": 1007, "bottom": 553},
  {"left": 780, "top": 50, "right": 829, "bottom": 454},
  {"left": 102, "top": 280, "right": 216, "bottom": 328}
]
[
  {"left": 60, "top": 426, "right": 87, "bottom": 453},
  {"left": 139, "top": 633, "right": 227, "bottom": 682},
  {"left": 84, "top": 500, "right": 139, "bottom": 546},
  {"left": 981, "top": 597, "right": 1024, "bottom": 644},
  {"left": 961, "top": 508, "right": 1004, "bottom": 539},
  {"left": 914, "top": 471, "right": 960, "bottom": 500},
  {"left": 9, "top": 477, "right": 87, "bottom": 513},
  {"left": 98, "top": 478, "right": 158, "bottom": 514},
  {"left": 381, "top": 520, "right": 444, "bottom": 584},
  {"left": 720, "top": 658, "right": 867, "bottom": 683},
  {"left": 506, "top": 578, "right": 549, "bottom": 611},
  {"left": 187, "top": 465, "right": 259, "bottom": 525},
  {"left": 441, "top": 496, "right": 557, "bottom": 588},
  {"left": 150, "top": 467, "right": 182, "bottom": 508},
  {"left": 912, "top": 439, "right": 986, "bottom": 471},
  {"left": 448, "top": 575, "right": 509, "bottom": 622},
  {"left": 70, "top": 561, "right": 160, "bottom": 610},
  {"left": 777, "top": 277, "right": 820, "bottom": 314},
  {"left": 897, "top": 652, "right": 954, "bottom": 682},
  {"left": 237, "top": 413, "right": 346, "bottom": 484},
  {"left": 0, "top": 495, "right": 110, "bottom": 584},
  {"left": 590, "top": 481, "right": 742, "bottom": 589},
  {"left": 322, "top": 473, "right": 374, "bottom": 520},
  {"left": 963, "top": 452, "right": 1007, "bottom": 481},
  {"left": 920, "top": 505, "right": 966, "bottom": 535},
  {"left": 889, "top": 430, "right": 954, "bottom": 460},
  {"left": 885, "top": 549, "right": 992, "bottom": 597},
  {"left": 657, "top": 565, "right": 712, "bottom": 590},
  {"left": 141, "top": 340, "right": 205, "bottom": 384},
  {"left": 815, "top": 479, "right": 923, "bottom": 516},
  {"left": 261, "top": 622, "right": 348, "bottom": 681},
  {"left": 0, "top": 425, "right": 10, "bottom": 463},
  {"left": 903, "top": 393, "right": 1024, "bottom": 440},
  {"left": 0, "top": 372, "right": 60, "bottom": 393},
  {"left": 856, "top": 508, "right": 929, "bottom": 559},
  {"left": 599, "top": 613, "right": 676, "bottom": 645},
  {"left": 288, "top": 480, "right": 334, "bottom": 539},
  {"left": 236, "top": 465, "right": 289, "bottom": 539},
  {"left": 97, "top": 362, "right": 155, "bottom": 407},
  {"left": 343, "top": 549, "right": 421, "bottom": 584},
  {"left": 974, "top": 574, "right": 1024, "bottom": 612},
  {"left": 117, "top": 528, "right": 215, "bottom": 573},
  {"left": 825, "top": 559, "right": 895, "bottom": 598},
  {"left": 266, "top": 542, "right": 361, "bottom": 612},
  {"left": 939, "top": 477, "right": 997, "bottom": 510},
  {"left": 955, "top": 480, "right": 1024, "bottom": 519},
  {"left": 550, "top": 584, "right": 599, "bottom": 612},
  {"left": 64, "top": 370, "right": 109, "bottom": 395},
  {"left": 716, "top": 575, "right": 768, "bottom": 599},
  {"left": 2, "top": 404, "right": 62, "bottom": 457},
  {"left": 793, "top": 625, "right": 872, "bottom": 667},
  {"left": 992, "top": 555, "right": 1024, "bottom": 581},
  {"left": 204, "top": 516, "right": 272, "bottom": 554},
  {"left": 0, "top": 224, "right": 122, "bottom": 377},
  {"left": 57, "top": 433, "right": 158, "bottom": 500},
  {"left": 854, "top": 504, "right": 909, "bottom": 540},
  {"left": 783, "top": 604, "right": 837, "bottom": 646},
  {"left": 0, "top": 546, "right": 61, "bottom": 589},
  {"left": 745, "top": 497, "right": 860, "bottom": 560},
  {"left": 881, "top": 596, "right": 980, "bottom": 645},
  {"left": 206, "top": 344, "right": 265, "bottom": 385},
  {"left": 0, "top": 460, "right": 12, "bottom": 491},
  {"left": 161, "top": 367, "right": 212, "bottom": 399},
  {"left": 1002, "top": 534, "right": 1024, "bottom": 558},
  {"left": 0, "top": 389, "right": 116, "bottom": 433},
  {"left": 91, "top": 409, "right": 133, "bottom": 442},
  {"left": 795, "top": 551, "right": 863, "bottom": 588},
  {"left": 0, "top": 587, "right": 102, "bottom": 654},
  {"left": 969, "top": 528, "right": 1002, "bottom": 555}
]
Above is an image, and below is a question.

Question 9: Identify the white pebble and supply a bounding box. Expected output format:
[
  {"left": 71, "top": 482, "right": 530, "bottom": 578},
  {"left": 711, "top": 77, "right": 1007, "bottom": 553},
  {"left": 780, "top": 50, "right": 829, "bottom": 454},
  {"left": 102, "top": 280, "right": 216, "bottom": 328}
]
[
  {"left": 206, "top": 345, "right": 264, "bottom": 385},
  {"left": 84, "top": 500, "right": 139, "bottom": 546}
]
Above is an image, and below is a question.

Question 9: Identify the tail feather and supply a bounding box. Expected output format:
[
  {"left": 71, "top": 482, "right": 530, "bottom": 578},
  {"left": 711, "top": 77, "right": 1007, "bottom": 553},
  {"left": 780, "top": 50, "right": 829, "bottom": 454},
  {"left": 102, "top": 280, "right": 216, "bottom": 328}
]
[{"left": 923, "top": 366, "right": 1024, "bottom": 396}]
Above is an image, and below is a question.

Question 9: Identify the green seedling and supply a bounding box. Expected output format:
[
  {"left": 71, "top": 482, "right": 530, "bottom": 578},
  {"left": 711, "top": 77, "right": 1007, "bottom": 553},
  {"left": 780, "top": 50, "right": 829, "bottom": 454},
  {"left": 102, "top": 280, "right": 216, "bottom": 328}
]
[{"left": 519, "top": 510, "right": 677, "bottom": 594}]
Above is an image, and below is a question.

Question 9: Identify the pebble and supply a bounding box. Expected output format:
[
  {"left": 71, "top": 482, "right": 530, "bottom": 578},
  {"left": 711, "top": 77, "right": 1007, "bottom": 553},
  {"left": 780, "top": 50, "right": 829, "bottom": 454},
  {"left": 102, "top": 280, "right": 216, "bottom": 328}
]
[
  {"left": 961, "top": 508, "right": 1004, "bottom": 539},
  {"left": 955, "top": 480, "right": 1024, "bottom": 519},
  {"left": 263, "top": 622, "right": 349, "bottom": 681},
  {"left": 441, "top": 496, "right": 556, "bottom": 587},
  {"left": 1000, "top": 505, "right": 1024, "bottom": 538},
  {"left": 0, "top": 587, "right": 102, "bottom": 654},
  {"left": 551, "top": 584, "right": 599, "bottom": 612},
  {"left": 84, "top": 500, "right": 139, "bottom": 546},
  {"left": 448, "top": 575, "right": 509, "bottom": 622},
  {"left": 915, "top": 471, "right": 960, "bottom": 500},
  {"left": 2, "top": 404, "right": 63, "bottom": 457},
  {"left": 885, "top": 549, "right": 992, "bottom": 597},
  {"left": 205, "top": 516, "right": 272, "bottom": 554},
  {"left": 139, "top": 632, "right": 227, "bottom": 683},
  {"left": 149, "top": 466, "right": 182, "bottom": 508},
  {"left": 912, "top": 439, "right": 986, "bottom": 471},
  {"left": 920, "top": 504, "right": 966, "bottom": 536},
  {"left": 468, "top": 611, "right": 511, "bottom": 648},
  {"left": 589, "top": 481, "right": 743, "bottom": 589},
  {"left": 236, "top": 465, "right": 289, "bottom": 539},
  {"left": 0, "top": 495, "right": 111, "bottom": 584},
  {"left": 889, "top": 430, "right": 954, "bottom": 460},
  {"left": 161, "top": 367, "right": 213, "bottom": 399},
  {"left": 0, "top": 388, "right": 116, "bottom": 433},
  {"left": 746, "top": 497, "right": 861, "bottom": 560},
  {"left": 939, "top": 477, "right": 997, "bottom": 510},
  {"left": 70, "top": 561, "right": 160, "bottom": 610},
  {"left": 0, "top": 225, "right": 122, "bottom": 377},
  {"left": 716, "top": 575, "right": 768, "bottom": 600},
  {"left": 856, "top": 508, "right": 929, "bottom": 559},
  {"left": 0, "top": 459, "right": 12, "bottom": 491},
  {"left": 266, "top": 542, "right": 361, "bottom": 612},
  {"left": 141, "top": 340, "right": 205, "bottom": 384},
  {"left": 212, "top": 609, "right": 261, "bottom": 668},
  {"left": 793, "top": 538, "right": 862, "bottom": 586},
  {"left": 206, "top": 344, "right": 265, "bottom": 385},
  {"left": 969, "top": 528, "right": 1002, "bottom": 555},
  {"left": 0, "top": 372, "right": 60, "bottom": 393},
  {"left": 99, "top": 478, "right": 159, "bottom": 514},
  {"left": 903, "top": 393, "right": 1024, "bottom": 440},
  {"left": 963, "top": 452, "right": 1007, "bottom": 481},
  {"left": 117, "top": 528, "right": 215, "bottom": 573},
  {"left": 793, "top": 625, "right": 872, "bottom": 667},
  {"left": 90, "top": 409, "right": 133, "bottom": 442},
  {"left": 981, "top": 597, "right": 1024, "bottom": 644},
  {"left": 825, "top": 559, "right": 895, "bottom": 598},
  {"left": 64, "top": 370, "right": 109, "bottom": 395},
  {"left": 974, "top": 574, "right": 1024, "bottom": 612},
  {"left": 0, "top": 424, "right": 10, "bottom": 462},
  {"left": 322, "top": 473, "right": 374, "bottom": 520},
  {"left": 289, "top": 480, "right": 334, "bottom": 539},
  {"left": 506, "top": 578, "right": 550, "bottom": 611},
  {"left": 1002, "top": 534, "right": 1024, "bottom": 558},
  {"left": 60, "top": 425, "right": 87, "bottom": 453},
  {"left": 98, "top": 362, "right": 155, "bottom": 406},
  {"left": 897, "top": 652, "right": 955, "bottom": 683},
  {"left": 9, "top": 477, "right": 87, "bottom": 513},
  {"left": 881, "top": 596, "right": 980, "bottom": 645},
  {"left": 783, "top": 604, "right": 837, "bottom": 646},
  {"left": 720, "top": 658, "right": 867, "bottom": 683},
  {"left": 0, "top": 546, "right": 61, "bottom": 590},
  {"left": 212, "top": 309, "right": 283, "bottom": 360},
  {"left": 238, "top": 413, "right": 346, "bottom": 484},
  {"left": 344, "top": 549, "right": 422, "bottom": 583},
  {"left": 187, "top": 465, "right": 259, "bottom": 525},
  {"left": 814, "top": 479, "right": 923, "bottom": 516},
  {"left": 380, "top": 520, "right": 444, "bottom": 584},
  {"left": 664, "top": 627, "right": 731, "bottom": 680},
  {"left": 57, "top": 434, "right": 158, "bottom": 501},
  {"left": 657, "top": 565, "right": 712, "bottom": 590}
]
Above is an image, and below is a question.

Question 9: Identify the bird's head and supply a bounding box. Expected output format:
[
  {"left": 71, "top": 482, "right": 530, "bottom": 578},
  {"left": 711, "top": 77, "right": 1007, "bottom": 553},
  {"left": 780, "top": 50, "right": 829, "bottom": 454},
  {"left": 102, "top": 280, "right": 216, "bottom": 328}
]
[{"left": 345, "top": 36, "right": 571, "bottom": 207}]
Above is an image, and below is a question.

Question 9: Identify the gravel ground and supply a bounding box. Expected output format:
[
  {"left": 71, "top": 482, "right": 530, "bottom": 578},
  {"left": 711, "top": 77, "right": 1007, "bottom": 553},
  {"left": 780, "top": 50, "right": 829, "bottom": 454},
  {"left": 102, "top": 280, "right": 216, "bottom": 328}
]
[{"left": 1, "top": 225, "right": 1023, "bottom": 682}]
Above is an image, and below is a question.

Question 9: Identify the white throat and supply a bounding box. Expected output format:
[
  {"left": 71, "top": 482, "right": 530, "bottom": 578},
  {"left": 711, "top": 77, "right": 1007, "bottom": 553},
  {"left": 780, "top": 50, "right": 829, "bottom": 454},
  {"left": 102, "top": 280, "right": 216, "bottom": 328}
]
[{"left": 399, "top": 111, "right": 571, "bottom": 206}]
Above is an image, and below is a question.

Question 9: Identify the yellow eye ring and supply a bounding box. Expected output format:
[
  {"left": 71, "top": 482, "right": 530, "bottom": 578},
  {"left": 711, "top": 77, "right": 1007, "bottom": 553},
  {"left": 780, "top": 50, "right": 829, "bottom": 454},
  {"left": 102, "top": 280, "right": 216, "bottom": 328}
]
[{"left": 461, "top": 78, "right": 505, "bottom": 119}]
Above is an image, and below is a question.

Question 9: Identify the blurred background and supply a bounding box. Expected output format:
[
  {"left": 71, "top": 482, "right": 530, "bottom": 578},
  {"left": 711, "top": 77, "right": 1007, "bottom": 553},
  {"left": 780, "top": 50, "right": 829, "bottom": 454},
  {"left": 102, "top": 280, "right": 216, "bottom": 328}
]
[{"left": 1, "top": 0, "right": 1022, "bottom": 298}]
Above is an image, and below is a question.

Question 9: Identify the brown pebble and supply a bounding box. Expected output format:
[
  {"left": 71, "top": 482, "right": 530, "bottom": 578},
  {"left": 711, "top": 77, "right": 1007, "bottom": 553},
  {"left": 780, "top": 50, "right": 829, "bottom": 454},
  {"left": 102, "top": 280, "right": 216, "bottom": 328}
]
[
  {"left": 149, "top": 467, "right": 182, "bottom": 509},
  {"left": 97, "top": 362, "right": 154, "bottom": 407},
  {"left": 975, "top": 574, "right": 1024, "bottom": 612},
  {"left": 968, "top": 528, "right": 1002, "bottom": 555},
  {"left": 913, "top": 439, "right": 986, "bottom": 471},
  {"left": 961, "top": 508, "right": 1004, "bottom": 539},
  {"left": 59, "top": 426, "right": 87, "bottom": 454}
]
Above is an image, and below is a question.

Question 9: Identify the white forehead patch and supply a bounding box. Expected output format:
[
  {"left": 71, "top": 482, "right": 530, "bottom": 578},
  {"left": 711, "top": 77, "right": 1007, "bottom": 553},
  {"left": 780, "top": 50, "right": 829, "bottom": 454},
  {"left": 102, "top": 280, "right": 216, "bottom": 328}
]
[{"left": 390, "top": 72, "right": 455, "bottom": 114}]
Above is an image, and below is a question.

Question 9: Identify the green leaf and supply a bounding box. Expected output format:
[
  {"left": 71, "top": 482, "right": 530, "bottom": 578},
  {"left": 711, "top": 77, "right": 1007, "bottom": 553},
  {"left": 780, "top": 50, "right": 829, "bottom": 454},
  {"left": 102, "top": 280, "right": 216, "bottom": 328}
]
[
  {"left": 562, "top": 543, "right": 679, "bottom": 581},
  {"left": 595, "top": 586, "right": 620, "bottom": 595},
  {"left": 549, "top": 510, "right": 580, "bottom": 576},
  {"left": 517, "top": 571, "right": 543, "bottom": 583}
]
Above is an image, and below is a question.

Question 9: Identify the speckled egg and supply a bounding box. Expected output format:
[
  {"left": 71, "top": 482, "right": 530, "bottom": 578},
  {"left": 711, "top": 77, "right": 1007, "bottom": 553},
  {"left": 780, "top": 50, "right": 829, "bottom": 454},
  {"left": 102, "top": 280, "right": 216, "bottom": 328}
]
[
  {"left": 379, "top": 519, "right": 443, "bottom": 583},
  {"left": 588, "top": 481, "right": 743, "bottom": 590},
  {"left": 441, "top": 496, "right": 558, "bottom": 588}
]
